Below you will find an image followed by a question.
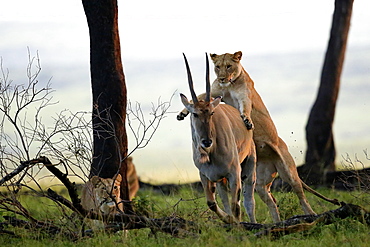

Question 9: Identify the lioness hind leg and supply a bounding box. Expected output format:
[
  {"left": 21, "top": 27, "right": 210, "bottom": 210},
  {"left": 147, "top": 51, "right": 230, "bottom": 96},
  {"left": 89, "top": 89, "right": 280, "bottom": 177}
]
[
  {"left": 241, "top": 153, "right": 257, "bottom": 223},
  {"left": 255, "top": 183, "right": 280, "bottom": 223},
  {"left": 278, "top": 166, "right": 316, "bottom": 215},
  {"left": 279, "top": 168, "right": 316, "bottom": 215},
  {"left": 242, "top": 182, "right": 256, "bottom": 223},
  {"left": 255, "top": 160, "right": 281, "bottom": 222},
  {"left": 275, "top": 139, "right": 316, "bottom": 216}
]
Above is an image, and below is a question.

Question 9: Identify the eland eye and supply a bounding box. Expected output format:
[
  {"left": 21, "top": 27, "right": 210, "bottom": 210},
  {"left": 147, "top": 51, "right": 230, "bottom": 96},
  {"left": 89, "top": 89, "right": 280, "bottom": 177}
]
[
  {"left": 210, "top": 112, "right": 214, "bottom": 116},
  {"left": 113, "top": 186, "right": 118, "bottom": 190}
]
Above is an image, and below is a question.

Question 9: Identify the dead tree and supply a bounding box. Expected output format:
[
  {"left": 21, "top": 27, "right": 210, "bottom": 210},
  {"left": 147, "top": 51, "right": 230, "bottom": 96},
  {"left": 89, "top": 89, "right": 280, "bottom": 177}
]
[
  {"left": 82, "top": 0, "right": 130, "bottom": 203},
  {"left": 298, "top": 0, "right": 354, "bottom": 185},
  {"left": 0, "top": 54, "right": 174, "bottom": 239},
  {"left": 240, "top": 202, "right": 369, "bottom": 239}
]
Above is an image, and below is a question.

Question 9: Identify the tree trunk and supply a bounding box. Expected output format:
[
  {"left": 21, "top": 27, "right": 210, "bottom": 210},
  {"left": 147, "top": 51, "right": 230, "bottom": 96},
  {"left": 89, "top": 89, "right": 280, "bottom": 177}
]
[
  {"left": 82, "top": 0, "right": 130, "bottom": 203},
  {"left": 298, "top": 0, "right": 354, "bottom": 185}
]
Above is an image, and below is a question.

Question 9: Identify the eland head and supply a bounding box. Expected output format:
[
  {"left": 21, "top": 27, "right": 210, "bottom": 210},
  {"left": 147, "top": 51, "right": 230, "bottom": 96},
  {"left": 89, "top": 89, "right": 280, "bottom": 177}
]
[{"left": 180, "top": 53, "right": 222, "bottom": 158}]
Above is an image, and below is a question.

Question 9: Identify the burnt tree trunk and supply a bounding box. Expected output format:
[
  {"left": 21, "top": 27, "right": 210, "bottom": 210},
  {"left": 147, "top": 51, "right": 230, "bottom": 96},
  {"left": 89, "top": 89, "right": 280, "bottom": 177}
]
[
  {"left": 82, "top": 0, "right": 130, "bottom": 204},
  {"left": 298, "top": 0, "right": 353, "bottom": 185}
]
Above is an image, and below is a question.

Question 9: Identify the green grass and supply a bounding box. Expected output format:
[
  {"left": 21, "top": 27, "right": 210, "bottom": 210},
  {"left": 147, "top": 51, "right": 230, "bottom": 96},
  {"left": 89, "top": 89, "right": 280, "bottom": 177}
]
[{"left": 1, "top": 185, "right": 369, "bottom": 247}]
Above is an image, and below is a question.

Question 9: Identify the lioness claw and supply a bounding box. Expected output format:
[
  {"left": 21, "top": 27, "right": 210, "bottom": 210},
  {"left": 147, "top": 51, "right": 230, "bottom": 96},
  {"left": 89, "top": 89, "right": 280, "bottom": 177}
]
[
  {"left": 177, "top": 113, "right": 185, "bottom": 121},
  {"left": 244, "top": 119, "right": 253, "bottom": 130}
]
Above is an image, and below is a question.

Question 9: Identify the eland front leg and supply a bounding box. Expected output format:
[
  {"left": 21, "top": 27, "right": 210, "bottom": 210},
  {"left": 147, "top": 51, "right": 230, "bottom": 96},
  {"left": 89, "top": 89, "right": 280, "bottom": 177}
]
[
  {"left": 216, "top": 178, "right": 232, "bottom": 215},
  {"left": 200, "top": 173, "right": 238, "bottom": 224},
  {"left": 227, "top": 172, "right": 242, "bottom": 222}
]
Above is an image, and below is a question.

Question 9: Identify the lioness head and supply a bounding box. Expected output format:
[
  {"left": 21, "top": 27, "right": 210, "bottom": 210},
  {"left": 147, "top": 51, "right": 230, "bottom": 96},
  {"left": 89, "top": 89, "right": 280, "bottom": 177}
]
[
  {"left": 81, "top": 174, "right": 123, "bottom": 215},
  {"left": 210, "top": 51, "right": 243, "bottom": 87}
]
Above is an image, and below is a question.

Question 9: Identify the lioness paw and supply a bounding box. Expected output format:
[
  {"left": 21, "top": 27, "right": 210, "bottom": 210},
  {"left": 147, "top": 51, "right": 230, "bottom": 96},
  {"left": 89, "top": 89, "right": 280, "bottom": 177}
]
[
  {"left": 244, "top": 120, "right": 253, "bottom": 130},
  {"left": 241, "top": 115, "right": 254, "bottom": 130},
  {"left": 177, "top": 112, "right": 188, "bottom": 121}
]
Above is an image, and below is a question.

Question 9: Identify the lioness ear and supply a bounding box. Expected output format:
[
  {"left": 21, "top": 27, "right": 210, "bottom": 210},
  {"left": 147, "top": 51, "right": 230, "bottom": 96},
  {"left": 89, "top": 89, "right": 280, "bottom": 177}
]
[
  {"left": 90, "top": 176, "right": 100, "bottom": 186},
  {"left": 233, "top": 51, "right": 242, "bottom": 61},
  {"left": 210, "top": 53, "right": 218, "bottom": 61},
  {"left": 113, "top": 174, "right": 122, "bottom": 183}
]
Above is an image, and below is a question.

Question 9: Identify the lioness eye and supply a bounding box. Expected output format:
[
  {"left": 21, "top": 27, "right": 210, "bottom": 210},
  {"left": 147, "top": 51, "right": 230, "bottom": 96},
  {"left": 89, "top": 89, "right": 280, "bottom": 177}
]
[
  {"left": 215, "top": 66, "right": 220, "bottom": 70},
  {"left": 193, "top": 113, "right": 199, "bottom": 118},
  {"left": 210, "top": 112, "right": 214, "bottom": 116},
  {"left": 226, "top": 65, "right": 232, "bottom": 69}
]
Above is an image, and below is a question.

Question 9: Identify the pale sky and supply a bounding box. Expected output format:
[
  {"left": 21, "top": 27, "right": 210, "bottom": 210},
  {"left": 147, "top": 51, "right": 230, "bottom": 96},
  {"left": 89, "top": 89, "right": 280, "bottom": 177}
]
[
  {"left": 1, "top": 1, "right": 370, "bottom": 183},
  {"left": 2, "top": 1, "right": 370, "bottom": 59}
]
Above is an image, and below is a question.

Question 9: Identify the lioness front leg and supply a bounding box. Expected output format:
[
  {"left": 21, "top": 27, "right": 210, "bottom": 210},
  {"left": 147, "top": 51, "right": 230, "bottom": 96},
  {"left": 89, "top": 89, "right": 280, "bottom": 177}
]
[
  {"left": 178, "top": 100, "right": 254, "bottom": 130},
  {"left": 177, "top": 92, "right": 207, "bottom": 121},
  {"left": 237, "top": 91, "right": 254, "bottom": 130},
  {"left": 177, "top": 109, "right": 189, "bottom": 120}
]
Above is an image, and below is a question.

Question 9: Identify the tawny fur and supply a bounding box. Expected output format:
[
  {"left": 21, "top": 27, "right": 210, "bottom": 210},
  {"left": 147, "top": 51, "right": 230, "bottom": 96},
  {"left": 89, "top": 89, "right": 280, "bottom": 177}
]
[
  {"left": 180, "top": 53, "right": 257, "bottom": 224},
  {"left": 178, "top": 51, "right": 339, "bottom": 222},
  {"left": 81, "top": 174, "right": 123, "bottom": 215},
  {"left": 181, "top": 96, "right": 256, "bottom": 224},
  {"left": 126, "top": 156, "right": 139, "bottom": 200},
  {"left": 81, "top": 156, "right": 140, "bottom": 216}
]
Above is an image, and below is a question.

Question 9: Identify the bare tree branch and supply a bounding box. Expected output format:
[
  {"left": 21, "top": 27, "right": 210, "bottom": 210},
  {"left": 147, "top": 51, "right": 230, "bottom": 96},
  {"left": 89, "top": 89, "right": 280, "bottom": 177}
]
[
  {"left": 127, "top": 93, "right": 174, "bottom": 155},
  {"left": 0, "top": 54, "right": 192, "bottom": 239},
  {"left": 243, "top": 203, "right": 370, "bottom": 239}
]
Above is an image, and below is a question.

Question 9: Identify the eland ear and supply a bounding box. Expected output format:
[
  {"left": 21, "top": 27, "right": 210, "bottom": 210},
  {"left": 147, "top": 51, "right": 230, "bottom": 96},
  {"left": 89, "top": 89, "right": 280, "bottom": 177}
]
[
  {"left": 180, "top": 93, "right": 191, "bottom": 110},
  {"left": 233, "top": 51, "right": 242, "bottom": 61},
  {"left": 211, "top": 96, "right": 222, "bottom": 108}
]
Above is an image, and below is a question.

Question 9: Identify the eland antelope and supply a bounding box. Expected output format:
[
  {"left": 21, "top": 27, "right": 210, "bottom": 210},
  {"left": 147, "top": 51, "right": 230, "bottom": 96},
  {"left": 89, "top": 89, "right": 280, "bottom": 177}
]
[
  {"left": 180, "top": 53, "right": 257, "bottom": 223},
  {"left": 178, "top": 52, "right": 340, "bottom": 223}
]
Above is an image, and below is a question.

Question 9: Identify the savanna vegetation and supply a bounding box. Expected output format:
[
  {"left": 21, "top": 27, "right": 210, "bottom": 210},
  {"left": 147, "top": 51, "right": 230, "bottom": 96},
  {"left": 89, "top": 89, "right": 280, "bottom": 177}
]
[
  {"left": 1, "top": 184, "right": 369, "bottom": 247},
  {"left": 1, "top": 52, "right": 369, "bottom": 245},
  {"left": 2, "top": 0, "right": 368, "bottom": 246}
]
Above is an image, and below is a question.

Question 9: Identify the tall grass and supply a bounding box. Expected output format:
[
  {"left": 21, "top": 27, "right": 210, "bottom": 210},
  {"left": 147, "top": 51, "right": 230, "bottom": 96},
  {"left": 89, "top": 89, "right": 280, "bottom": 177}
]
[{"left": 1, "top": 185, "right": 369, "bottom": 247}]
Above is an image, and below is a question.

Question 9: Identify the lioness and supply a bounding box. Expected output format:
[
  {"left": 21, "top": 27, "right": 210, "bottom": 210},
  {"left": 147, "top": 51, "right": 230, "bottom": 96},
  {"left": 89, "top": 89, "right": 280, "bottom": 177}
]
[
  {"left": 178, "top": 51, "right": 339, "bottom": 222},
  {"left": 81, "top": 174, "right": 123, "bottom": 216},
  {"left": 81, "top": 156, "right": 139, "bottom": 215}
]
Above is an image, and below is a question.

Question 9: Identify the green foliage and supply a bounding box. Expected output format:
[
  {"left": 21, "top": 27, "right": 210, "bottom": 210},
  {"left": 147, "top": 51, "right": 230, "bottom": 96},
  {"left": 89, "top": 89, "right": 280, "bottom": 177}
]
[{"left": 0, "top": 186, "right": 369, "bottom": 247}]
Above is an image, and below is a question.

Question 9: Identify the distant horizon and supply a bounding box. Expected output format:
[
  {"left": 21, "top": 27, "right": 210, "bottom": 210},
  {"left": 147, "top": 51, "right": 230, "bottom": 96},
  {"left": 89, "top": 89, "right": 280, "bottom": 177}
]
[
  {"left": 1, "top": 0, "right": 370, "bottom": 184},
  {"left": 1, "top": 45, "right": 369, "bottom": 184}
]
